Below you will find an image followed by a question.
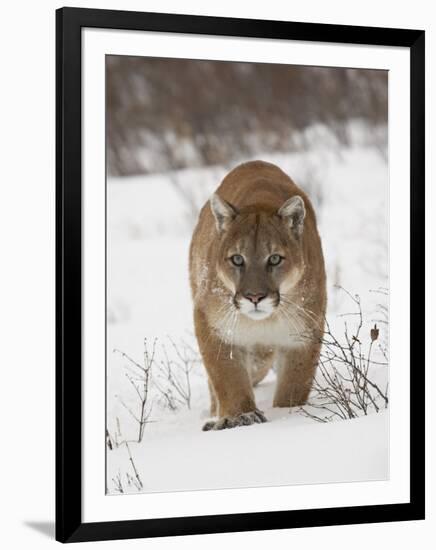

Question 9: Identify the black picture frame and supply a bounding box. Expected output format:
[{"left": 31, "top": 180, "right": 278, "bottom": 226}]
[{"left": 56, "top": 6, "right": 425, "bottom": 543}]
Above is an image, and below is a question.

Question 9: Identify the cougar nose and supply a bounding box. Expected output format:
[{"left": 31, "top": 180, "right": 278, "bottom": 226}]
[{"left": 244, "top": 292, "right": 266, "bottom": 305}]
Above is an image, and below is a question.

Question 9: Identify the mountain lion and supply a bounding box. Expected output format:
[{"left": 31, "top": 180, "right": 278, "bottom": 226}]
[{"left": 189, "top": 161, "right": 326, "bottom": 430}]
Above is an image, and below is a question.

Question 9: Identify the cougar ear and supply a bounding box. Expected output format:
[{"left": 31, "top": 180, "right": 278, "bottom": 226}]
[
  {"left": 210, "top": 193, "right": 238, "bottom": 232},
  {"left": 278, "top": 195, "right": 306, "bottom": 237}
]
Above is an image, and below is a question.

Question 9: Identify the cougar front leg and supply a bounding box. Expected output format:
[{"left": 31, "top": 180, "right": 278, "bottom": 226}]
[
  {"left": 208, "top": 380, "right": 217, "bottom": 416},
  {"left": 273, "top": 344, "right": 321, "bottom": 408},
  {"left": 203, "top": 342, "right": 267, "bottom": 430},
  {"left": 196, "top": 315, "right": 266, "bottom": 430}
]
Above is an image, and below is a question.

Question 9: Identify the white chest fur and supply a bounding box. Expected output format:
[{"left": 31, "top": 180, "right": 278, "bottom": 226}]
[{"left": 213, "top": 308, "right": 308, "bottom": 350}]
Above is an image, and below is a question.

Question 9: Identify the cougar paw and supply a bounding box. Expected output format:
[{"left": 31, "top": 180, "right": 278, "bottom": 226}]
[{"left": 202, "top": 409, "right": 267, "bottom": 431}]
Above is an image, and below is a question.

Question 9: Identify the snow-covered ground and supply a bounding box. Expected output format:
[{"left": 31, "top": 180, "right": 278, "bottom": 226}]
[{"left": 106, "top": 139, "right": 389, "bottom": 495}]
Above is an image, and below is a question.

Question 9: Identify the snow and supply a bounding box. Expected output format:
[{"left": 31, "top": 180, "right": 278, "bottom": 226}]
[
  {"left": 108, "top": 405, "right": 388, "bottom": 494},
  {"left": 106, "top": 136, "right": 389, "bottom": 495}
]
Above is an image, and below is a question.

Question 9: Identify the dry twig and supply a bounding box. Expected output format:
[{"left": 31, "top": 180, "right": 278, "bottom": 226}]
[{"left": 299, "top": 288, "right": 389, "bottom": 422}]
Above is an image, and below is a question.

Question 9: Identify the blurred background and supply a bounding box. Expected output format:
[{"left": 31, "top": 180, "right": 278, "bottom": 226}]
[{"left": 107, "top": 57, "right": 387, "bottom": 178}]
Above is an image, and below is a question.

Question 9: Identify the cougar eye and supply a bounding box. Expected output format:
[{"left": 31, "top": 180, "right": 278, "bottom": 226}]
[
  {"left": 268, "top": 254, "right": 283, "bottom": 266},
  {"left": 230, "top": 254, "right": 245, "bottom": 267}
]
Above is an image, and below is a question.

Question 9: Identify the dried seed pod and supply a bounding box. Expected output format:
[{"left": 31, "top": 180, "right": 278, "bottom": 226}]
[{"left": 370, "top": 324, "right": 379, "bottom": 342}]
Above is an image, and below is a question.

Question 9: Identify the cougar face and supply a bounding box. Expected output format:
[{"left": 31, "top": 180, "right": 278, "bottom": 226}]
[{"left": 210, "top": 194, "right": 306, "bottom": 322}]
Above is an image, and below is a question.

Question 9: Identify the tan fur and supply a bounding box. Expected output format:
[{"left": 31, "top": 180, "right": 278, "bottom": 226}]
[{"left": 189, "top": 161, "right": 326, "bottom": 430}]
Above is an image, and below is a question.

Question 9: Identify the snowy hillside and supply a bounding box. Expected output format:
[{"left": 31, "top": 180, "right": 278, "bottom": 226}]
[{"left": 106, "top": 142, "right": 389, "bottom": 495}]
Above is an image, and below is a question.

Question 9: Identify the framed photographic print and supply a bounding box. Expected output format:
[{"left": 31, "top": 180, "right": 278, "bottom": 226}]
[{"left": 56, "top": 6, "right": 425, "bottom": 543}]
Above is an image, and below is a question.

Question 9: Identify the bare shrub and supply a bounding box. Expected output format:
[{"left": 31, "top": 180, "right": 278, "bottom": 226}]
[
  {"left": 124, "top": 441, "right": 143, "bottom": 490},
  {"left": 107, "top": 419, "right": 144, "bottom": 494},
  {"left": 106, "top": 428, "right": 113, "bottom": 450},
  {"left": 370, "top": 287, "right": 389, "bottom": 363},
  {"left": 113, "top": 338, "right": 156, "bottom": 442},
  {"left": 112, "top": 471, "right": 124, "bottom": 494},
  {"left": 299, "top": 287, "right": 389, "bottom": 423},
  {"left": 106, "top": 417, "right": 124, "bottom": 450},
  {"left": 153, "top": 338, "right": 201, "bottom": 411},
  {"left": 110, "top": 442, "right": 144, "bottom": 494},
  {"left": 126, "top": 472, "right": 142, "bottom": 492}
]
